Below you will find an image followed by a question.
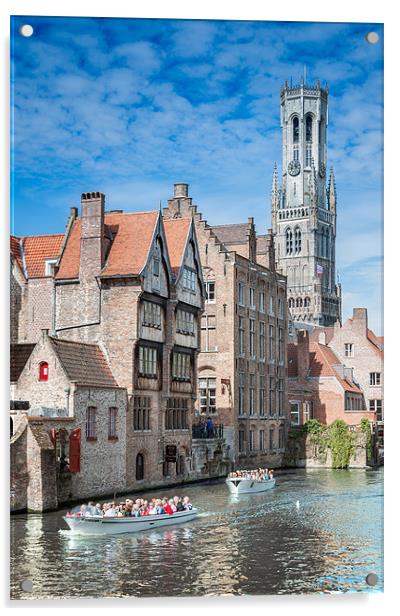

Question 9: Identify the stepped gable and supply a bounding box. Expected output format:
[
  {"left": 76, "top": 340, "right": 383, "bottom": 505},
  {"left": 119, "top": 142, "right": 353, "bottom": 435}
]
[
  {"left": 163, "top": 218, "right": 191, "bottom": 275},
  {"left": 49, "top": 337, "right": 118, "bottom": 388},
  {"left": 10, "top": 343, "right": 36, "bottom": 382},
  {"left": 56, "top": 210, "right": 159, "bottom": 280}
]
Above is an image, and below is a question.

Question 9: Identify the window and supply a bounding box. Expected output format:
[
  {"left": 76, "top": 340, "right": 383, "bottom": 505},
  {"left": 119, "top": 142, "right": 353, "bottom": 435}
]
[
  {"left": 294, "top": 228, "right": 302, "bottom": 254},
  {"left": 176, "top": 454, "right": 185, "bottom": 476},
  {"left": 45, "top": 258, "right": 57, "bottom": 277},
  {"left": 39, "top": 361, "right": 49, "bottom": 382},
  {"left": 172, "top": 352, "right": 191, "bottom": 381},
  {"left": 177, "top": 309, "right": 195, "bottom": 335},
  {"left": 238, "top": 429, "right": 245, "bottom": 453},
  {"left": 136, "top": 453, "right": 144, "bottom": 481},
  {"left": 259, "top": 321, "right": 265, "bottom": 360},
  {"left": 344, "top": 343, "right": 354, "bottom": 358},
  {"left": 238, "top": 373, "right": 245, "bottom": 416},
  {"left": 279, "top": 427, "right": 285, "bottom": 450},
  {"left": 259, "top": 375, "right": 265, "bottom": 416},
  {"left": 249, "top": 374, "right": 255, "bottom": 415},
  {"left": 205, "top": 281, "right": 215, "bottom": 303},
  {"left": 201, "top": 315, "right": 217, "bottom": 351},
  {"left": 166, "top": 398, "right": 188, "bottom": 429},
  {"left": 269, "top": 295, "right": 275, "bottom": 316},
  {"left": 133, "top": 396, "right": 151, "bottom": 431},
  {"left": 249, "top": 288, "right": 256, "bottom": 309},
  {"left": 199, "top": 378, "right": 216, "bottom": 414},
  {"left": 142, "top": 301, "right": 162, "bottom": 329},
  {"left": 286, "top": 229, "right": 293, "bottom": 255},
  {"left": 183, "top": 267, "right": 196, "bottom": 292},
  {"left": 292, "top": 116, "right": 299, "bottom": 143},
  {"left": 249, "top": 319, "right": 255, "bottom": 357},
  {"left": 259, "top": 429, "right": 265, "bottom": 452},
  {"left": 259, "top": 291, "right": 265, "bottom": 313},
  {"left": 306, "top": 115, "right": 313, "bottom": 142},
  {"left": 269, "top": 428, "right": 275, "bottom": 452},
  {"left": 152, "top": 257, "right": 160, "bottom": 277},
  {"left": 278, "top": 298, "right": 284, "bottom": 319},
  {"left": 305, "top": 144, "right": 312, "bottom": 167},
  {"left": 86, "top": 407, "right": 96, "bottom": 439},
  {"left": 278, "top": 379, "right": 285, "bottom": 415},
  {"left": 108, "top": 407, "right": 118, "bottom": 439},
  {"left": 278, "top": 327, "right": 284, "bottom": 364},
  {"left": 369, "top": 399, "right": 383, "bottom": 422},
  {"left": 239, "top": 316, "right": 245, "bottom": 356},
  {"left": 269, "top": 377, "right": 275, "bottom": 416},
  {"left": 238, "top": 282, "right": 245, "bottom": 306},
  {"left": 269, "top": 325, "right": 275, "bottom": 361},
  {"left": 304, "top": 400, "right": 314, "bottom": 422},
  {"left": 290, "top": 401, "right": 300, "bottom": 426},
  {"left": 370, "top": 372, "right": 381, "bottom": 386},
  {"left": 249, "top": 429, "right": 255, "bottom": 452},
  {"left": 139, "top": 346, "right": 158, "bottom": 377}
]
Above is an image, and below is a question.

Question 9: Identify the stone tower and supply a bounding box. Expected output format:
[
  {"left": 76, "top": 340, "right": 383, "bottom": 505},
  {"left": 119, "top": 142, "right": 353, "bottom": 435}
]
[{"left": 271, "top": 78, "right": 341, "bottom": 327}]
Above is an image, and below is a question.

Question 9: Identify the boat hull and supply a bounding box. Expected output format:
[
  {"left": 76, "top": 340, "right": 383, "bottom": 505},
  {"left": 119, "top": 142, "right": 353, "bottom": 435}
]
[
  {"left": 226, "top": 478, "right": 276, "bottom": 495},
  {"left": 63, "top": 508, "right": 198, "bottom": 535}
]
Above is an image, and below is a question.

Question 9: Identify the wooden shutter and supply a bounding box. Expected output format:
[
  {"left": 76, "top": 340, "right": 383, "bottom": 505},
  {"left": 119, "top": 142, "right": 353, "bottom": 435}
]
[{"left": 69, "top": 428, "right": 81, "bottom": 473}]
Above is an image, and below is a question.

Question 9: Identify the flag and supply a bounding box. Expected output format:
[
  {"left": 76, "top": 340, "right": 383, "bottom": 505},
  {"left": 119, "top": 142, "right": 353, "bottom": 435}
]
[{"left": 316, "top": 263, "right": 324, "bottom": 276}]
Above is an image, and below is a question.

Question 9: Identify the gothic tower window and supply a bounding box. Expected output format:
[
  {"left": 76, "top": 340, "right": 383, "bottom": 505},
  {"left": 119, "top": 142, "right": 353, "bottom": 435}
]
[
  {"left": 306, "top": 115, "right": 313, "bottom": 142},
  {"left": 285, "top": 229, "right": 293, "bottom": 255},
  {"left": 292, "top": 116, "right": 299, "bottom": 161},
  {"left": 294, "top": 228, "right": 302, "bottom": 254}
]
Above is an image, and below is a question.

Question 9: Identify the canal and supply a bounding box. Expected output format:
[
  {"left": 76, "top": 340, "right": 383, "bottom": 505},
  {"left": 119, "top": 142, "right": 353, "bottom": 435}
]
[{"left": 10, "top": 468, "right": 383, "bottom": 599}]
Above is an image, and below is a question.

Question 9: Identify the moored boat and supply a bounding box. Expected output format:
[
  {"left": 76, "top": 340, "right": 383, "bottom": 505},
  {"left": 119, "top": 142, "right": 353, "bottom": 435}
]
[
  {"left": 63, "top": 508, "right": 198, "bottom": 535},
  {"left": 226, "top": 477, "right": 276, "bottom": 495}
]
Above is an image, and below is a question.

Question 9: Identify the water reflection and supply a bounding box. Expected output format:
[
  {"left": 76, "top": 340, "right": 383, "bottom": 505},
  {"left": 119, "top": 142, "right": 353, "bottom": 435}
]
[{"left": 10, "top": 468, "right": 383, "bottom": 598}]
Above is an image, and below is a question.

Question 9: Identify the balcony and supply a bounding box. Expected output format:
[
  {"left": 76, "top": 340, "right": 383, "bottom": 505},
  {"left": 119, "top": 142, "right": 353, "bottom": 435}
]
[{"left": 192, "top": 423, "right": 224, "bottom": 440}]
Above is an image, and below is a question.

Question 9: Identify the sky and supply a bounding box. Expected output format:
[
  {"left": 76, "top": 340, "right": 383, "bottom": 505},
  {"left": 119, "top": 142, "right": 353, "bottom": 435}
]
[{"left": 10, "top": 16, "right": 384, "bottom": 333}]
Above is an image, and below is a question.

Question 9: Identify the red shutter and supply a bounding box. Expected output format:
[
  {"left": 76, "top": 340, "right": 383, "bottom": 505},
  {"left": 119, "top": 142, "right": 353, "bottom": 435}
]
[
  {"left": 49, "top": 428, "right": 57, "bottom": 447},
  {"left": 69, "top": 428, "right": 81, "bottom": 473}
]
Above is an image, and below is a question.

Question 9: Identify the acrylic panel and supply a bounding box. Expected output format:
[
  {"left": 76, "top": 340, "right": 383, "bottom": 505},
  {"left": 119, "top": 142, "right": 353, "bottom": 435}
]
[{"left": 10, "top": 15, "right": 384, "bottom": 599}]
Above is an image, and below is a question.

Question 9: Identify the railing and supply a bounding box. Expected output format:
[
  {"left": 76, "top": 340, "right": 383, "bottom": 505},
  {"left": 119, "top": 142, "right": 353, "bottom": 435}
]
[{"left": 192, "top": 423, "right": 224, "bottom": 439}]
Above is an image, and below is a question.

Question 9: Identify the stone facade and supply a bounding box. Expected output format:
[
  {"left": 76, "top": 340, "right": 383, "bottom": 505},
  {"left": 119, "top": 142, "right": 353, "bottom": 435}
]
[
  {"left": 163, "top": 183, "right": 289, "bottom": 468},
  {"left": 271, "top": 80, "right": 341, "bottom": 326}
]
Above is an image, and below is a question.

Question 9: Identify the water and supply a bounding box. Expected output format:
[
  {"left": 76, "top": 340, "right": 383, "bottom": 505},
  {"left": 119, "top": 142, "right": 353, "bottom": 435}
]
[{"left": 10, "top": 468, "right": 383, "bottom": 599}]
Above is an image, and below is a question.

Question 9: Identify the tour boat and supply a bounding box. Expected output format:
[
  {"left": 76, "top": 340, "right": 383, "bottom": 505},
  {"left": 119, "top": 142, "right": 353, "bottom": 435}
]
[
  {"left": 63, "top": 508, "right": 198, "bottom": 535},
  {"left": 225, "top": 477, "right": 276, "bottom": 495}
]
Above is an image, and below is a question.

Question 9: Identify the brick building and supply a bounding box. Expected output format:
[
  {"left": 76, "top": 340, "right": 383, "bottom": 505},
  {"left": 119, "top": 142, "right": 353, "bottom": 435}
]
[
  {"left": 163, "top": 183, "right": 289, "bottom": 467},
  {"left": 287, "top": 329, "right": 369, "bottom": 427}
]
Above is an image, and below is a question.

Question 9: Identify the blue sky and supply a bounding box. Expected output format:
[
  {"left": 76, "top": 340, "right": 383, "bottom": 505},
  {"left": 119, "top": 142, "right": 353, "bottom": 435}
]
[{"left": 10, "top": 17, "right": 383, "bottom": 333}]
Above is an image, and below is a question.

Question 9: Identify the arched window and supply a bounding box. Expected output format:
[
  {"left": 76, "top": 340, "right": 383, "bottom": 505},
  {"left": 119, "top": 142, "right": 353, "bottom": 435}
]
[
  {"left": 136, "top": 452, "right": 144, "bottom": 481},
  {"left": 294, "top": 228, "right": 302, "bottom": 254},
  {"left": 288, "top": 298, "right": 294, "bottom": 308},
  {"left": 306, "top": 115, "right": 313, "bottom": 142},
  {"left": 292, "top": 116, "right": 299, "bottom": 143},
  {"left": 39, "top": 361, "right": 49, "bottom": 382},
  {"left": 286, "top": 229, "right": 293, "bottom": 255}
]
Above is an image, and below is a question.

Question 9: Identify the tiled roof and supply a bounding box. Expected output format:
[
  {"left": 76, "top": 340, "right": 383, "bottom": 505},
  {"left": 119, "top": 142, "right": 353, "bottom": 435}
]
[
  {"left": 10, "top": 343, "right": 36, "bottom": 382},
  {"left": 163, "top": 218, "right": 191, "bottom": 274},
  {"left": 49, "top": 337, "right": 119, "bottom": 388},
  {"left": 256, "top": 235, "right": 267, "bottom": 253},
  {"left": 10, "top": 236, "right": 24, "bottom": 272},
  {"left": 367, "top": 328, "right": 384, "bottom": 357},
  {"left": 212, "top": 223, "right": 249, "bottom": 246},
  {"left": 56, "top": 211, "right": 159, "bottom": 280},
  {"left": 309, "top": 342, "right": 362, "bottom": 393},
  {"left": 12, "top": 234, "right": 64, "bottom": 278}
]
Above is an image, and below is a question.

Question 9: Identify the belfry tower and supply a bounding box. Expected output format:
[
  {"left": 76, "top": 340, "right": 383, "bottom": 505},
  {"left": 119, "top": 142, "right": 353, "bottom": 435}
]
[{"left": 271, "top": 78, "right": 341, "bottom": 326}]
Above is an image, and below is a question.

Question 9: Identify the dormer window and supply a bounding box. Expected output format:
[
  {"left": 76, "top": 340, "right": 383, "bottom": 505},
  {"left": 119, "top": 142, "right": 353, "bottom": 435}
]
[
  {"left": 39, "top": 362, "right": 49, "bottom": 381},
  {"left": 45, "top": 259, "right": 58, "bottom": 277}
]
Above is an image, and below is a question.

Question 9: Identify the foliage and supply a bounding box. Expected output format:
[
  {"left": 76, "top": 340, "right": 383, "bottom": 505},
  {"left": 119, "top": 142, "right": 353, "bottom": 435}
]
[
  {"left": 359, "top": 418, "right": 373, "bottom": 460},
  {"left": 327, "top": 419, "right": 356, "bottom": 468}
]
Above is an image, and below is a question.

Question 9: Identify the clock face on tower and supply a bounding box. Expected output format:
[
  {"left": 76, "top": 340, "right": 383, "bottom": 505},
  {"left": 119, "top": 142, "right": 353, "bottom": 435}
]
[
  {"left": 319, "top": 162, "right": 326, "bottom": 178},
  {"left": 288, "top": 160, "right": 301, "bottom": 176}
]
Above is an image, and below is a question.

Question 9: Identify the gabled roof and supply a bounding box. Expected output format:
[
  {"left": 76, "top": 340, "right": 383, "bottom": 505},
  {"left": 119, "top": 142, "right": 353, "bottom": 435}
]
[
  {"left": 367, "top": 329, "right": 384, "bottom": 358},
  {"left": 49, "top": 337, "right": 119, "bottom": 388},
  {"left": 56, "top": 211, "right": 159, "bottom": 280},
  {"left": 10, "top": 343, "right": 36, "bottom": 382},
  {"left": 163, "top": 218, "right": 191, "bottom": 274},
  {"left": 212, "top": 223, "right": 249, "bottom": 246},
  {"left": 10, "top": 236, "right": 24, "bottom": 272},
  {"left": 20, "top": 235, "right": 64, "bottom": 278}
]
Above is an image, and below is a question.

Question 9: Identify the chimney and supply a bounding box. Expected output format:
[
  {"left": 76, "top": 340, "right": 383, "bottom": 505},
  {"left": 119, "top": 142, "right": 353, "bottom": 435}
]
[
  {"left": 265, "top": 228, "right": 276, "bottom": 272},
  {"left": 319, "top": 331, "right": 326, "bottom": 345},
  {"left": 174, "top": 183, "right": 189, "bottom": 198},
  {"left": 352, "top": 308, "right": 368, "bottom": 333},
  {"left": 296, "top": 329, "right": 310, "bottom": 378},
  {"left": 79, "top": 192, "right": 105, "bottom": 281}
]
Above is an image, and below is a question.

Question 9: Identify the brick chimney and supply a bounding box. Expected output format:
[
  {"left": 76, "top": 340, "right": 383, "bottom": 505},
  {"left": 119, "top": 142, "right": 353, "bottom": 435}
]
[
  {"left": 296, "top": 329, "right": 310, "bottom": 378},
  {"left": 79, "top": 192, "right": 105, "bottom": 281},
  {"left": 352, "top": 308, "right": 368, "bottom": 333},
  {"left": 265, "top": 228, "right": 276, "bottom": 272}
]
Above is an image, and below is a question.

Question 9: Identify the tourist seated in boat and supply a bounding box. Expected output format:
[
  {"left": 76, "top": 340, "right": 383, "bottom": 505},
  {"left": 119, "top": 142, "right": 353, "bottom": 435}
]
[{"left": 183, "top": 496, "right": 192, "bottom": 510}]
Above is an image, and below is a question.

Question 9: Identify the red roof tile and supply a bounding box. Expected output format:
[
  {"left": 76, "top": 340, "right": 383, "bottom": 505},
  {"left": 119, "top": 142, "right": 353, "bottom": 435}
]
[
  {"left": 367, "top": 328, "right": 384, "bottom": 358},
  {"left": 20, "top": 235, "right": 64, "bottom": 278},
  {"left": 56, "top": 211, "right": 159, "bottom": 280},
  {"left": 309, "top": 342, "right": 362, "bottom": 393},
  {"left": 163, "top": 218, "right": 191, "bottom": 274},
  {"left": 10, "top": 236, "right": 24, "bottom": 273}
]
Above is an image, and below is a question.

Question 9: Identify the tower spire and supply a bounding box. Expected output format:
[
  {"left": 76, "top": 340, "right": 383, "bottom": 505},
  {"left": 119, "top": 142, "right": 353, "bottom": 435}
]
[{"left": 327, "top": 166, "right": 337, "bottom": 211}]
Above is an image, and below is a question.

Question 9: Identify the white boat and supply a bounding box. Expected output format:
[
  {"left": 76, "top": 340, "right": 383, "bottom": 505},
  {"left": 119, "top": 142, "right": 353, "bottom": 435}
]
[
  {"left": 225, "top": 477, "right": 276, "bottom": 495},
  {"left": 63, "top": 508, "right": 198, "bottom": 536}
]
